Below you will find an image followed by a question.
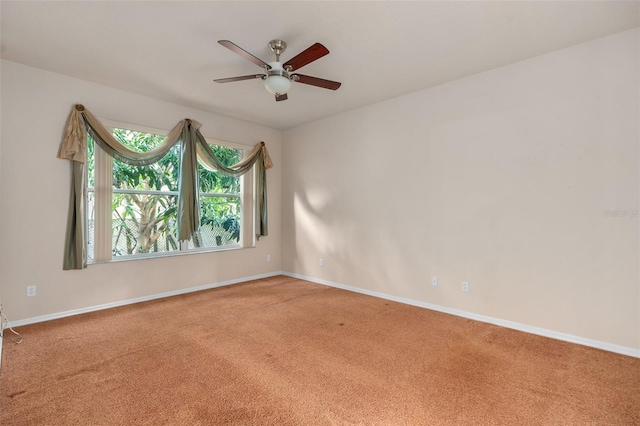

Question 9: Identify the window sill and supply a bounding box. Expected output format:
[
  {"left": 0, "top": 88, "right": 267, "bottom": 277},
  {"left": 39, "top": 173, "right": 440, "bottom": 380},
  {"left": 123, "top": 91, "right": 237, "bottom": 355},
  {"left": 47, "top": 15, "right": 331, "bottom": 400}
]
[{"left": 88, "top": 243, "right": 252, "bottom": 265}]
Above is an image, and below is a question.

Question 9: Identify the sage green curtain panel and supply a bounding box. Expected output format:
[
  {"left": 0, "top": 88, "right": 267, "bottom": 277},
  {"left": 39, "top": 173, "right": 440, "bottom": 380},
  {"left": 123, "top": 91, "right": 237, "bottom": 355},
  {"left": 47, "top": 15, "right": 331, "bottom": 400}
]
[
  {"left": 179, "top": 124, "right": 200, "bottom": 242},
  {"left": 57, "top": 104, "right": 272, "bottom": 270},
  {"left": 62, "top": 161, "right": 87, "bottom": 270}
]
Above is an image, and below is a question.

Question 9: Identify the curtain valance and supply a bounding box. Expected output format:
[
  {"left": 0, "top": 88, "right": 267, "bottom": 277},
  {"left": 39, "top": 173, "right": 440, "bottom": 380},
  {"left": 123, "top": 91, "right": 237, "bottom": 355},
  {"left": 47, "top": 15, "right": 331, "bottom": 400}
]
[{"left": 57, "top": 104, "right": 272, "bottom": 270}]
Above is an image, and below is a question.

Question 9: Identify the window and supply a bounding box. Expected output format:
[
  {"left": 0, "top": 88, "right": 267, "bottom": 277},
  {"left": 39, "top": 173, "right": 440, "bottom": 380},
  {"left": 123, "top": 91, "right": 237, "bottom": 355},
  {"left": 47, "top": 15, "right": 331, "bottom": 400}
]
[
  {"left": 191, "top": 146, "right": 242, "bottom": 249},
  {"left": 87, "top": 122, "right": 252, "bottom": 262}
]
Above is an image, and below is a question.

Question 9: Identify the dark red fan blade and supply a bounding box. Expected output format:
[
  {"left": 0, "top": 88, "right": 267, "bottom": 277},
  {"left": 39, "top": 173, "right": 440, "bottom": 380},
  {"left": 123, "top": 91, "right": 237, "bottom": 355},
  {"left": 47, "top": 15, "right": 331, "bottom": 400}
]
[
  {"left": 218, "top": 40, "right": 270, "bottom": 68},
  {"left": 292, "top": 74, "right": 341, "bottom": 90},
  {"left": 214, "top": 74, "right": 265, "bottom": 83},
  {"left": 275, "top": 94, "right": 288, "bottom": 102},
  {"left": 283, "top": 43, "right": 329, "bottom": 71}
]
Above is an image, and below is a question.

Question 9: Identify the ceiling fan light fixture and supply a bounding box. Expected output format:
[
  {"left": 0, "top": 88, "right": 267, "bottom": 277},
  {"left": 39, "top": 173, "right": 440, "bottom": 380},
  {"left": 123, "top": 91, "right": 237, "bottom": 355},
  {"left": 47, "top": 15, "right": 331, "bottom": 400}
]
[{"left": 264, "top": 74, "right": 291, "bottom": 95}]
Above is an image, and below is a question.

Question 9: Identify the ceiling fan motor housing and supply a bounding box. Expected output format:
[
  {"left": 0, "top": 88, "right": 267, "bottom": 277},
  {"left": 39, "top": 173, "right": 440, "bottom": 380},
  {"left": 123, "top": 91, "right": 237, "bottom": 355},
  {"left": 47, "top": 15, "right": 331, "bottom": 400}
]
[{"left": 268, "top": 39, "right": 287, "bottom": 61}]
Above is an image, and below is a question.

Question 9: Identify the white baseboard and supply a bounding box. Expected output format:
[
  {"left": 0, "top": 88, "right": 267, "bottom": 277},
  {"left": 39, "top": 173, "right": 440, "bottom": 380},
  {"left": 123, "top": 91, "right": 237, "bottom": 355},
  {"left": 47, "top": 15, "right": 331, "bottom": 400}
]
[
  {"left": 7, "top": 270, "right": 639, "bottom": 359},
  {"left": 282, "top": 272, "right": 640, "bottom": 359},
  {"left": 7, "top": 271, "right": 283, "bottom": 329}
]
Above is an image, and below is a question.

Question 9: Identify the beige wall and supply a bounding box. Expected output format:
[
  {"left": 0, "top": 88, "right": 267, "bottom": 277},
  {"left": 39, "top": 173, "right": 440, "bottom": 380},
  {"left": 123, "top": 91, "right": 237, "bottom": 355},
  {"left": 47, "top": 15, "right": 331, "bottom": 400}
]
[
  {"left": 0, "top": 63, "right": 3, "bottom": 319},
  {"left": 0, "top": 60, "right": 282, "bottom": 322},
  {"left": 282, "top": 29, "right": 639, "bottom": 349}
]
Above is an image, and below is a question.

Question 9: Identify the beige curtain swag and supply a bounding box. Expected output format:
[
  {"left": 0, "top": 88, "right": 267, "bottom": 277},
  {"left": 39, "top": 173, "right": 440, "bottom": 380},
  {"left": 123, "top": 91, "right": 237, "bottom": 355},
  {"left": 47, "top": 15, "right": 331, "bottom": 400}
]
[{"left": 57, "top": 104, "right": 273, "bottom": 270}]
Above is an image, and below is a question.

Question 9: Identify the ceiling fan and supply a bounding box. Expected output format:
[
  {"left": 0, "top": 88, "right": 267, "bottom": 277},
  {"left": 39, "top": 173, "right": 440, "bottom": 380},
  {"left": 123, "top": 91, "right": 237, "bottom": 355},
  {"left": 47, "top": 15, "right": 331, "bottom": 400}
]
[{"left": 214, "top": 39, "right": 341, "bottom": 102}]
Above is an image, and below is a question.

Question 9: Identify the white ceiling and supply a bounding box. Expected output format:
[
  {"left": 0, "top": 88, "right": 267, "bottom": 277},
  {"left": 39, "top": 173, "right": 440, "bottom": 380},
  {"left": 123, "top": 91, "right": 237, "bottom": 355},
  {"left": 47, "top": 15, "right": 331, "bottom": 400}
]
[{"left": 1, "top": 1, "right": 638, "bottom": 130}]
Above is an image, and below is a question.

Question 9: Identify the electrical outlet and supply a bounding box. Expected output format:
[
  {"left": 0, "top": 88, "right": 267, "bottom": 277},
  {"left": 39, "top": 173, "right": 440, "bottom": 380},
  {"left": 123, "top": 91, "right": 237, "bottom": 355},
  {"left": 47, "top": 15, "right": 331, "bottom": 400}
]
[
  {"left": 461, "top": 282, "right": 469, "bottom": 293},
  {"left": 266, "top": 254, "right": 271, "bottom": 262},
  {"left": 431, "top": 276, "right": 438, "bottom": 287},
  {"left": 319, "top": 258, "right": 324, "bottom": 267},
  {"left": 27, "top": 285, "right": 36, "bottom": 297}
]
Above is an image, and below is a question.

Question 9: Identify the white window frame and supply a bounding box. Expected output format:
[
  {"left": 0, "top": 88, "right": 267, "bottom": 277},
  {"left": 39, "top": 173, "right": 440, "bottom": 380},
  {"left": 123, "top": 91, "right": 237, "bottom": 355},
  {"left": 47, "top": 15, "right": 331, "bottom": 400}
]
[{"left": 87, "top": 119, "right": 256, "bottom": 264}]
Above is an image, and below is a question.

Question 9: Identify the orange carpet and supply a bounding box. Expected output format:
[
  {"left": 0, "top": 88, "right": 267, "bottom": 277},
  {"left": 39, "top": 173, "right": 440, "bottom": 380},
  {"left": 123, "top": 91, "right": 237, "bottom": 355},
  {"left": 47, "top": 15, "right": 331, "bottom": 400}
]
[{"left": 1, "top": 275, "right": 639, "bottom": 425}]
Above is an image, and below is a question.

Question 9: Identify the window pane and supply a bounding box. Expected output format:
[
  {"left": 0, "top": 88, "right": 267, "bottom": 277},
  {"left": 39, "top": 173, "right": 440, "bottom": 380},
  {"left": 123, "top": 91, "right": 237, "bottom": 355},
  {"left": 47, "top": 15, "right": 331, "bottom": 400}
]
[
  {"left": 195, "top": 196, "right": 241, "bottom": 248},
  {"left": 194, "top": 145, "right": 242, "bottom": 248},
  {"left": 110, "top": 128, "right": 180, "bottom": 257},
  {"left": 113, "top": 128, "right": 166, "bottom": 151},
  {"left": 112, "top": 193, "right": 179, "bottom": 256},
  {"left": 87, "top": 136, "right": 95, "bottom": 188},
  {"left": 198, "top": 145, "right": 241, "bottom": 194},
  {"left": 87, "top": 191, "right": 95, "bottom": 261},
  {"left": 112, "top": 129, "right": 179, "bottom": 192}
]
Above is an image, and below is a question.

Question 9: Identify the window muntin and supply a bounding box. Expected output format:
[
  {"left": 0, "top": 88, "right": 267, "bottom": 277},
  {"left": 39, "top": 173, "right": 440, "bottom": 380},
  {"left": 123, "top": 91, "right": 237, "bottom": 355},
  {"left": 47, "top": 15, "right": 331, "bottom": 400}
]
[{"left": 87, "top": 124, "right": 247, "bottom": 263}]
